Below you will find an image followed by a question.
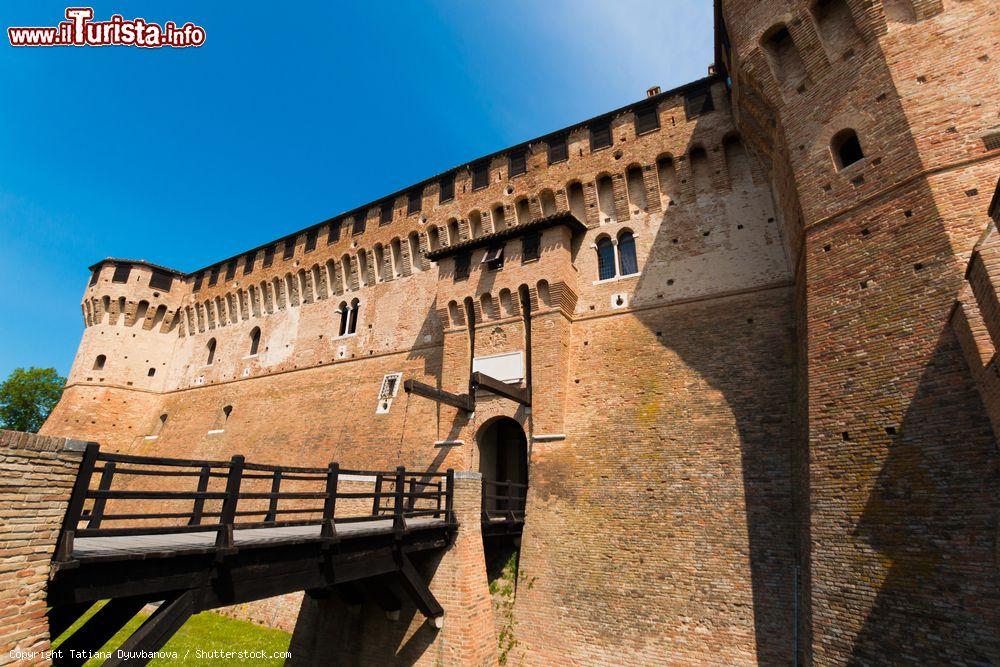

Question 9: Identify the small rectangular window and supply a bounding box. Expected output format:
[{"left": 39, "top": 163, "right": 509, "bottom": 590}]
[
  {"left": 243, "top": 251, "right": 256, "bottom": 275},
  {"left": 305, "top": 229, "right": 318, "bottom": 252},
  {"left": 89, "top": 269, "right": 100, "bottom": 286},
  {"left": 454, "top": 253, "right": 471, "bottom": 280},
  {"left": 352, "top": 214, "right": 367, "bottom": 235},
  {"left": 482, "top": 245, "right": 504, "bottom": 264},
  {"left": 263, "top": 245, "right": 275, "bottom": 268},
  {"left": 439, "top": 174, "right": 455, "bottom": 202},
  {"left": 193, "top": 272, "right": 204, "bottom": 291},
  {"left": 224, "top": 261, "right": 236, "bottom": 281},
  {"left": 283, "top": 237, "right": 295, "bottom": 259},
  {"left": 208, "top": 265, "right": 220, "bottom": 286},
  {"left": 111, "top": 263, "right": 131, "bottom": 284},
  {"left": 407, "top": 188, "right": 422, "bottom": 215},
  {"left": 634, "top": 105, "right": 660, "bottom": 135},
  {"left": 327, "top": 219, "right": 342, "bottom": 244},
  {"left": 522, "top": 233, "right": 540, "bottom": 262},
  {"left": 149, "top": 270, "right": 173, "bottom": 291},
  {"left": 509, "top": 150, "right": 527, "bottom": 176},
  {"left": 472, "top": 162, "right": 490, "bottom": 190},
  {"left": 684, "top": 87, "right": 715, "bottom": 120},
  {"left": 379, "top": 202, "right": 394, "bottom": 226},
  {"left": 548, "top": 135, "right": 568, "bottom": 164},
  {"left": 590, "top": 122, "right": 612, "bottom": 150}
]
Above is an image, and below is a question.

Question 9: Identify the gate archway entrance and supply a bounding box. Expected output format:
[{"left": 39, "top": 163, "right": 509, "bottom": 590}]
[{"left": 477, "top": 417, "right": 528, "bottom": 525}]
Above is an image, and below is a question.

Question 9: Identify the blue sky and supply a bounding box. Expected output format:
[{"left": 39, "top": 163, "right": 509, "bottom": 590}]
[{"left": 0, "top": 1, "right": 713, "bottom": 379}]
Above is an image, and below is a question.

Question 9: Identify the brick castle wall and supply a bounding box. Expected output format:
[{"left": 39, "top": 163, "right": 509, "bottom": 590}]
[{"left": 0, "top": 431, "right": 87, "bottom": 666}]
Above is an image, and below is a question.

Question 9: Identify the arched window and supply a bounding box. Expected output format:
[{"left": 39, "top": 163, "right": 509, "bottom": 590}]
[
  {"left": 206, "top": 338, "right": 217, "bottom": 365},
  {"left": 540, "top": 189, "right": 557, "bottom": 217},
  {"left": 810, "top": 0, "right": 863, "bottom": 59},
  {"left": 427, "top": 225, "right": 441, "bottom": 251},
  {"left": 499, "top": 288, "right": 514, "bottom": 316},
  {"left": 341, "top": 255, "right": 353, "bottom": 291},
  {"left": 625, "top": 165, "right": 647, "bottom": 211},
  {"left": 831, "top": 129, "right": 864, "bottom": 169},
  {"left": 536, "top": 280, "right": 550, "bottom": 307},
  {"left": 373, "top": 244, "right": 386, "bottom": 282},
  {"left": 596, "top": 237, "right": 616, "bottom": 281},
  {"left": 347, "top": 298, "right": 360, "bottom": 335},
  {"left": 618, "top": 231, "right": 638, "bottom": 276},
  {"left": 93, "top": 354, "right": 106, "bottom": 371},
  {"left": 448, "top": 300, "right": 462, "bottom": 326},
  {"left": 391, "top": 238, "right": 403, "bottom": 277},
  {"left": 689, "top": 146, "right": 712, "bottom": 195},
  {"left": 101, "top": 295, "right": 111, "bottom": 323},
  {"left": 762, "top": 24, "right": 809, "bottom": 91},
  {"left": 311, "top": 264, "right": 324, "bottom": 300},
  {"left": 469, "top": 211, "right": 484, "bottom": 238},
  {"left": 286, "top": 273, "right": 299, "bottom": 306},
  {"left": 447, "top": 219, "right": 460, "bottom": 246},
  {"left": 515, "top": 198, "right": 531, "bottom": 225},
  {"left": 597, "top": 175, "right": 616, "bottom": 223},
  {"left": 656, "top": 155, "right": 678, "bottom": 206},
  {"left": 325, "top": 260, "right": 339, "bottom": 296},
  {"left": 338, "top": 301, "right": 349, "bottom": 336},
  {"left": 134, "top": 300, "right": 149, "bottom": 327},
  {"left": 492, "top": 204, "right": 506, "bottom": 232},
  {"left": 567, "top": 181, "right": 586, "bottom": 223},
  {"left": 408, "top": 232, "right": 422, "bottom": 273},
  {"left": 150, "top": 305, "right": 167, "bottom": 330},
  {"left": 249, "top": 327, "right": 261, "bottom": 356},
  {"left": 480, "top": 293, "right": 495, "bottom": 319}
]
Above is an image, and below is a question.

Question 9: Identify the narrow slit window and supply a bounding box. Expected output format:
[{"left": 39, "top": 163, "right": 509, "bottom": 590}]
[
  {"left": 224, "top": 261, "right": 236, "bottom": 281},
  {"left": 282, "top": 237, "right": 295, "bottom": 260},
  {"left": 243, "top": 251, "right": 256, "bottom": 275},
  {"left": 208, "top": 266, "right": 220, "bottom": 286},
  {"left": 262, "top": 245, "right": 275, "bottom": 268}
]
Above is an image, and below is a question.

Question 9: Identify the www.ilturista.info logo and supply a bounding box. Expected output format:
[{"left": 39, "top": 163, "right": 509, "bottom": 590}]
[{"left": 8, "top": 7, "right": 205, "bottom": 48}]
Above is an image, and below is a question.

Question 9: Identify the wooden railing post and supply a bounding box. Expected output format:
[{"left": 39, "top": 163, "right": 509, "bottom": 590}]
[
  {"left": 372, "top": 474, "right": 383, "bottom": 516},
  {"left": 446, "top": 468, "right": 455, "bottom": 526},
  {"left": 406, "top": 477, "right": 417, "bottom": 511},
  {"left": 86, "top": 461, "right": 116, "bottom": 530},
  {"left": 321, "top": 462, "right": 339, "bottom": 540},
  {"left": 392, "top": 466, "right": 406, "bottom": 535},
  {"left": 505, "top": 478, "right": 515, "bottom": 521},
  {"left": 215, "top": 455, "right": 244, "bottom": 551},
  {"left": 264, "top": 470, "right": 282, "bottom": 523},
  {"left": 188, "top": 465, "right": 211, "bottom": 526},
  {"left": 56, "top": 442, "right": 100, "bottom": 562}
]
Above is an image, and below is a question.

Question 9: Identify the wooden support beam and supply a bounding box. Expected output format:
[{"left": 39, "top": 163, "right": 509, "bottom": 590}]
[
  {"left": 103, "top": 590, "right": 196, "bottom": 667},
  {"left": 54, "top": 596, "right": 146, "bottom": 667},
  {"left": 403, "top": 379, "right": 473, "bottom": 411},
  {"left": 470, "top": 372, "right": 530, "bottom": 406},
  {"left": 396, "top": 553, "right": 444, "bottom": 621}
]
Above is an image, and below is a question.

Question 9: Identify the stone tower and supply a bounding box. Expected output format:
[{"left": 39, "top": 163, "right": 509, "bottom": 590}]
[{"left": 718, "top": 0, "right": 1000, "bottom": 663}]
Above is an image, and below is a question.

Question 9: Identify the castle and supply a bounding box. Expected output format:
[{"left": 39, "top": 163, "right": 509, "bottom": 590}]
[{"left": 31, "top": 0, "right": 999, "bottom": 663}]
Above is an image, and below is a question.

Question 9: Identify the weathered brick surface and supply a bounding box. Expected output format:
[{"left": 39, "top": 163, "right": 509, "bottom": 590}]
[{"left": 0, "top": 431, "right": 86, "bottom": 667}]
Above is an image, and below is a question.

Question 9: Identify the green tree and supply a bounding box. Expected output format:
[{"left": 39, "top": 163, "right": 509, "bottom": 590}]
[{"left": 0, "top": 367, "right": 65, "bottom": 433}]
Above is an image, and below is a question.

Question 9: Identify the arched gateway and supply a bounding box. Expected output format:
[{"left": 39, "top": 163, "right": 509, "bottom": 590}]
[{"left": 477, "top": 417, "right": 528, "bottom": 527}]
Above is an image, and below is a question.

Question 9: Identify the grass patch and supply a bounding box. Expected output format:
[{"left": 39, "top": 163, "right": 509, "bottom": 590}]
[{"left": 52, "top": 602, "right": 292, "bottom": 666}]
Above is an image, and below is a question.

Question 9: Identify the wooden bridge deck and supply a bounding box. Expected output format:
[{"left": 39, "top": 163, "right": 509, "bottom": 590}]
[{"left": 72, "top": 516, "right": 448, "bottom": 561}]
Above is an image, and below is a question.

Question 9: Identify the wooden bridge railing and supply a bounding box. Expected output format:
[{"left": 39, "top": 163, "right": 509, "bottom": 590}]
[
  {"left": 55, "top": 444, "right": 455, "bottom": 563},
  {"left": 482, "top": 479, "right": 527, "bottom": 523}
]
